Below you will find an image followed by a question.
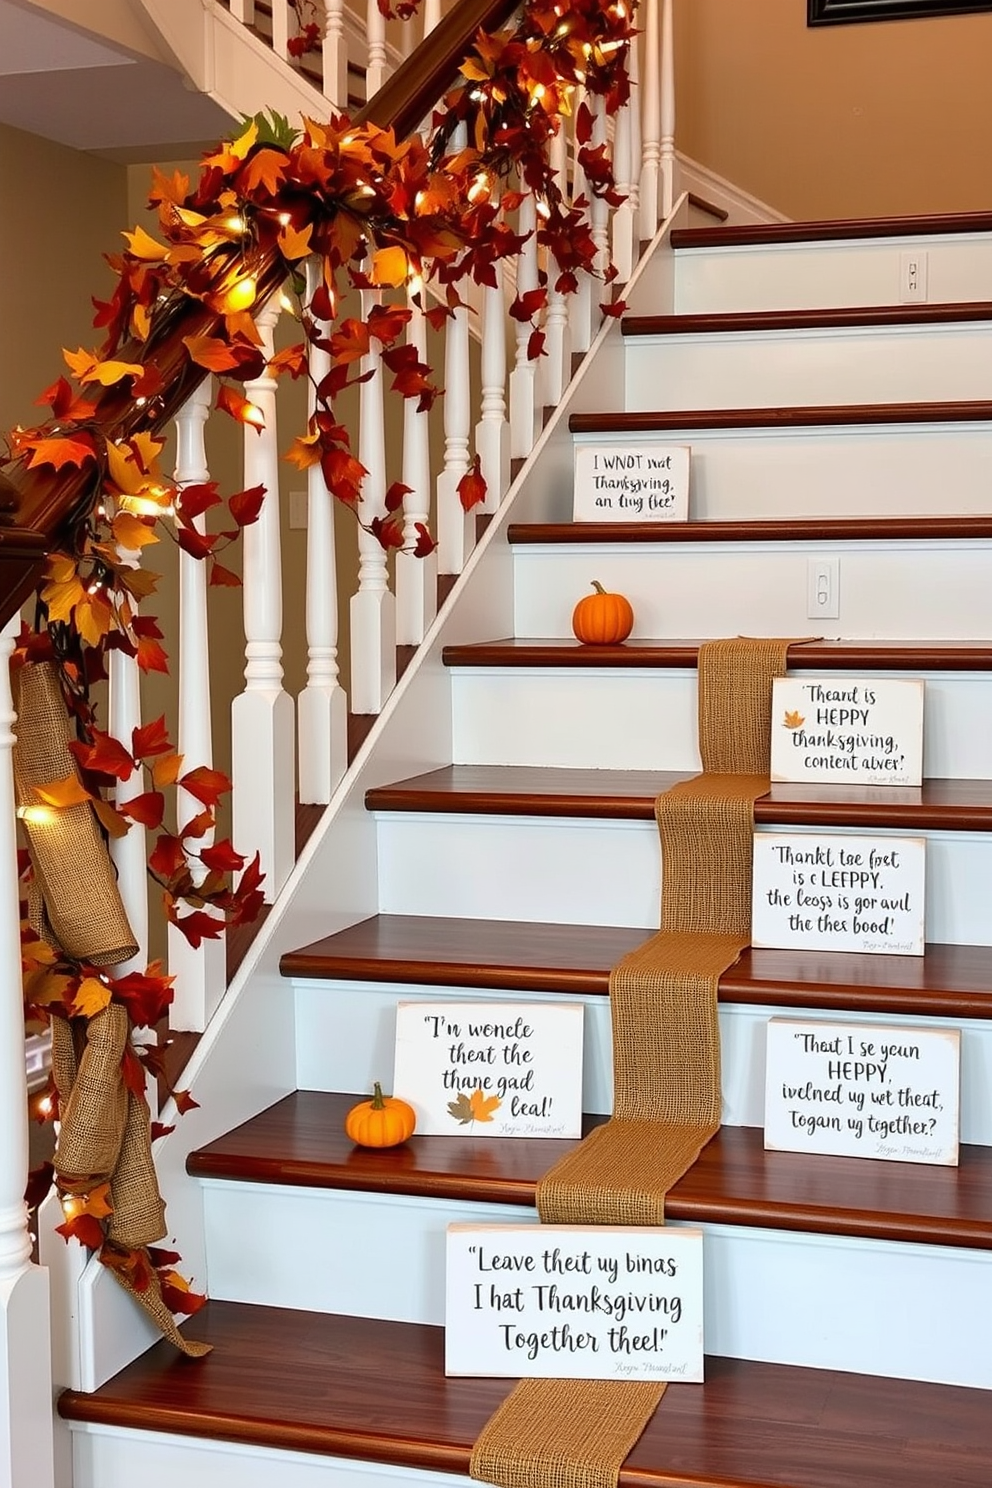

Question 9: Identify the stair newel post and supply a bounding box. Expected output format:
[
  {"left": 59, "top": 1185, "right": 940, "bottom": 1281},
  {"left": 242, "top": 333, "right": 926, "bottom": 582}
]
[
  {"left": 510, "top": 186, "right": 541, "bottom": 457},
  {"left": 297, "top": 259, "right": 347, "bottom": 801},
  {"left": 322, "top": 0, "right": 348, "bottom": 108},
  {"left": 610, "top": 70, "right": 637, "bottom": 285},
  {"left": 395, "top": 274, "right": 437, "bottom": 643},
  {"left": 638, "top": 0, "right": 661, "bottom": 239},
  {"left": 351, "top": 288, "right": 396, "bottom": 714},
  {"left": 365, "top": 0, "right": 389, "bottom": 97},
  {"left": 272, "top": 0, "right": 291, "bottom": 62},
  {"left": 168, "top": 381, "right": 227, "bottom": 1030},
  {"left": 474, "top": 180, "right": 510, "bottom": 515},
  {"left": 0, "top": 615, "right": 55, "bottom": 1488},
  {"left": 541, "top": 124, "right": 572, "bottom": 407},
  {"left": 232, "top": 294, "right": 296, "bottom": 901},
  {"left": 659, "top": 0, "right": 676, "bottom": 219}
]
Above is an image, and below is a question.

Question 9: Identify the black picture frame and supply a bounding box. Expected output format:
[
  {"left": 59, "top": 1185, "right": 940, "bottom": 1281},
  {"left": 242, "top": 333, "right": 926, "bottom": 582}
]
[{"left": 809, "top": 0, "right": 992, "bottom": 22}]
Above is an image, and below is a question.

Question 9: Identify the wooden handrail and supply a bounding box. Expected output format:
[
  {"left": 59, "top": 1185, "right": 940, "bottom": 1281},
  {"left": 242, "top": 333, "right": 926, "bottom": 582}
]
[{"left": 0, "top": 0, "right": 521, "bottom": 629}]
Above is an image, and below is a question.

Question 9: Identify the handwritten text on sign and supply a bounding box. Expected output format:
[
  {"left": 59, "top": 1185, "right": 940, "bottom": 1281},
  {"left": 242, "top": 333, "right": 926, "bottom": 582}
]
[
  {"left": 751, "top": 833, "right": 926, "bottom": 955},
  {"left": 573, "top": 444, "right": 690, "bottom": 522},
  {"left": 393, "top": 1002, "right": 584, "bottom": 1137},
  {"left": 445, "top": 1225, "right": 704, "bottom": 1380},
  {"left": 770, "top": 677, "right": 924, "bottom": 787},
  {"left": 764, "top": 1018, "right": 960, "bottom": 1165}
]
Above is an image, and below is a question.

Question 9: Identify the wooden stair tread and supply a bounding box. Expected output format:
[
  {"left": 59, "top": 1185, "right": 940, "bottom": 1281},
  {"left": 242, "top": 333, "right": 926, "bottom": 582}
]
[
  {"left": 569, "top": 400, "right": 992, "bottom": 433},
  {"left": 187, "top": 1093, "right": 992, "bottom": 1248},
  {"left": 671, "top": 212, "right": 992, "bottom": 249},
  {"left": 506, "top": 517, "right": 992, "bottom": 545},
  {"left": 57, "top": 1302, "right": 992, "bottom": 1487},
  {"left": 622, "top": 303, "right": 992, "bottom": 337},
  {"left": 442, "top": 636, "right": 992, "bottom": 670},
  {"left": 279, "top": 914, "right": 992, "bottom": 1020},
  {"left": 365, "top": 765, "right": 992, "bottom": 831}
]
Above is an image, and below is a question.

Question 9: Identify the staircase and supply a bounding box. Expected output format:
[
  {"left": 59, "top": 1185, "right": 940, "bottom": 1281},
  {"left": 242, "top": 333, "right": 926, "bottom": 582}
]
[{"left": 53, "top": 213, "right": 992, "bottom": 1487}]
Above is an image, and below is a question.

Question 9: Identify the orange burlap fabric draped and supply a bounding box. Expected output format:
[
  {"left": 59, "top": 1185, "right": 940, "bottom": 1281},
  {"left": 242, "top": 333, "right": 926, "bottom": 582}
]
[
  {"left": 14, "top": 661, "right": 209, "bottom": 1357},
  {"left": 470, "top": 637, "right": 793, "bottom": 1488}
]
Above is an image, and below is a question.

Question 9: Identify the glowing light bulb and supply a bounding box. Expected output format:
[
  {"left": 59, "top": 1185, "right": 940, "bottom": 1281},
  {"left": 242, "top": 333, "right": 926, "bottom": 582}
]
[
  {"left": 278, "top": 212, "right": 292, "bottom": 227},
  {"left": 222, "top": 214, "right": 247, "bottom": 235},
  {"left": 221, "top": 275, "right": 258, "bottom": 313},
  {"left": 17, "top": 805, "right": 56, "bottom": 826}
]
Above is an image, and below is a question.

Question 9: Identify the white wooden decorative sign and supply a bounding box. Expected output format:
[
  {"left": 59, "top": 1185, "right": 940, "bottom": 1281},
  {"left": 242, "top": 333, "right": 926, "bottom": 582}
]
[
  {"left": 764, "top": 1018, "right": 960, "bottom": 1166},
  {"left": 573, "top": 444, "right": 690, "bottom": 522},
  {"left": 770, "top": 677, "right": 924, "bottom": 786},
  {"left": 751, "top": 833, "right": 926, "bottom": 956},
  {"left": 393, "top": 1002, "right": 584, "bottom": 1138},
  {"left": 445, "top": 1224, "right": 704, "bottom": 1380}
]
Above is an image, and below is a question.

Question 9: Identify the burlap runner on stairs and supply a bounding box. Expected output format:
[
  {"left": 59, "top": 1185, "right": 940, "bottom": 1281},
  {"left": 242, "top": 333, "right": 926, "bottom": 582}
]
[
  {"left": 15, "top": 660, "right": 209, "bottom": 1357},
  {"left": 470, "top": 637, "right": 794, "bottom": 1488}
]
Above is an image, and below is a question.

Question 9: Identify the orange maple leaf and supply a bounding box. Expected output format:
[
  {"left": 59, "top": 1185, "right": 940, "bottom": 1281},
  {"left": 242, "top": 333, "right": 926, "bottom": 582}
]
[
  {"left": 183, "top": 333, "right": 244, "bottom": 374},
  {"left": 71, "top": 976, "right": 113, "bottom": 1019},
  {"left": 468, "top": 1087, "right": 501, "bottom": 1123},
  {"left": 783, "top": 710, "right": 805, "bottom": 729},
  {"left": 33, "top": 775, "right": 92, "bottom": 810},
  {"left": 238, "top": 147, "right": 289, "bottom": 197},
  {"left": 24, "top": 434, "right": 97, "bottom": 472}
]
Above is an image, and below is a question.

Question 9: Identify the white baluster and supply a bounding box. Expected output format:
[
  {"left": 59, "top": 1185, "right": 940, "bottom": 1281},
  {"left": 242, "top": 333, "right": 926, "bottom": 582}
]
[
  {"left": 568, "top": 94, "right": 595, "bottom": 356},
  {"left": 541, "top": 125, "right": 572, "bottom": 407},
  {"left": 272, "top": 0, "right": 291, "bottom": 61},
  {"left": 659, "top": 0, "right": 676, "bottom": 219},
  {"left": 474, "top": 187, "right": 510, "bottom": 516},
  {"left": 322, "top": 0, "right": 348, "bottom": 107},
  {"left": 232, "top": 296, "right": 296, "bottom": 900},
  {"left": 107, "top": 559, "right": 148, "bottom": 977},
  {"left": 627, "top": 28, "right": 642, "bottom": 229},
  {"left": 638, "top": 0, "right": 661, "bottom": 239},
  {"left": 351, "top": 289, "right": 396, "bottom": 714},
  {"left": 395, "top": 276, "right": 437, "bottom": 644},
  {"left": 365, "top": 0, "right": 388, "bottom": 97},
  {"left": 611, "top": 81, "right": 637, "bottom": 284},
  {"left": 436, "top": 281, "right": 475, "bottom": 576},
  {"left": 0, "top": 616, "right": 55, "bottom": 1488},
  {"left": 298, "top": 260, "right": 348, "bottom": 801},
  {"left": 589, "top": 95, "right": 611, "bottom": 288},
  {"left": 422, "top": 0, "right": 441, "bottom": 37},
  {"left": 509, "top": 188, "right": 541, "bottom": 457},
  {"left": 168, "top": 381, "right": 227, "bottom": 1031},
  {"left": 230, "top": 0, "right": 255, "bottom": 20}
]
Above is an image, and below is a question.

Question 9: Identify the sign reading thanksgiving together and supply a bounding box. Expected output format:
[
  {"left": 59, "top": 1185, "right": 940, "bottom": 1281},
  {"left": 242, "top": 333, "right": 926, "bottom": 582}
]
[
  {"left": 751, "top": 832, "right": 926, "bottom": 955},
  {"left": 445, "top": 1224, "right": 704, "bottom": 1380},
  {"left": 572, "top": 443, "right": 690, "bottom": 522},
  {"left": 393, "top": 1001, "right": 584, "bottom": 1137},
  {"left": 764, "top": 1017, "right": 960, "bottom": 1166},
  {"left": 770, "top": 676, "right": 924, "bottom": 787}
]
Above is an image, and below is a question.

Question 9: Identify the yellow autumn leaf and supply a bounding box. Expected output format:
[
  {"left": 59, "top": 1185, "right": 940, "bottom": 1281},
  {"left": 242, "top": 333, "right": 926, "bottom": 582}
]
[
  {"left": 63, "top": 346, "right": 98, "bottom": 382},
  {"left": 91, "top": 797, "right": 131, "bottom": 840},
  {"left": 783, "top": 710, "right": 805, "bottom": 729},
  {"left": 74, "top": 590, "right": 115, "bottom": 649},
  {"left": 40, "top": 573, "right": 85, "bottom": 625},
  {"left": 79, "top": 1182, "right": 114, "bottom": 1219},
  {"left": 78, "top": 359, "right": 145, "bottom": 388},
  {"left": 151, "top": 751, "right": 185, "bottom": 789},
  {"left": 123, "top": 225, "right": 169, "bottom": 261},
  {"left": 33, "top": 775, "right": 92, "bottom": 810},
  {"left": 71, "top": 976, "right": 113, "bottom": 1019},
  {"left": 43, "top": 552, "right": 78, "bottom": 586},
  {"left": 370, "top": 245, "right": 410, "bottom": 288},
  {"left": 105, "top": 441, "right": 145, "bottom": 497},
  {"left": 129, "top": 431, "right": 165, "bottom": 474},
  {"left": 468, "top": 1087, "right": 501, "bottom": 1123},
  {"left": 23, "top": 967, "right": 74, "bottom": 1008},
  {"left": 131, "top": 303, "right": 152, "bottom": 342},
  {"left": 112, "top": 512, "right": 160, "bottom": 551},
  {"left": 161, "top": 1270, "right": 190, "bottom": 1293},
  {"left": 278, "top": 220, "right": 313, "bottom": 262}
]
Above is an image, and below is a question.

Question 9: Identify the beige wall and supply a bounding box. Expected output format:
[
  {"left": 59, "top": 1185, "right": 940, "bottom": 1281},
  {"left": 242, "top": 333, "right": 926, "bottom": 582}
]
[{"left": 675, "top": 0, "right": 992, "bottom": 220}]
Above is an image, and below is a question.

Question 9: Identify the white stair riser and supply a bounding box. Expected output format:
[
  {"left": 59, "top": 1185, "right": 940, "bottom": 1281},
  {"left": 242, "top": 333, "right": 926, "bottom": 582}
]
[
  {"left": 374, "top": 815, "right": 991, "bottom": 945},
  {"left": 68, "top": 1424, "right": 452, "bottom": 1488},
  {"left": 624, "top": 323, "right": 992, "bottom": 412},
  {"left": 198, "top": 1180, "right": 992, "bottom": 1388},
  {"left": 294, "top": 977, "right": 992, "bottom": 1144},
  {"left": 673, "top": 236, "right": 992, "bottom": 314},
  {"left": 451, "top": 669, "right": 992, "bottom": 779},
  {"left": 512, "top": 543, "right": 992, "bottom": 642},
  {"left": 575, "top": 422, "right": 992, "bottom": 522}
]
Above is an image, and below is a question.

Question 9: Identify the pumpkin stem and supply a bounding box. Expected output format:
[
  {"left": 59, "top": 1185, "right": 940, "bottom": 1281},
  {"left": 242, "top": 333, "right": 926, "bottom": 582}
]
[
  {"left": 371, "top": 1082, "right": 386, "bottom": 1109},
  {"left": 590, "top": 580, "right": 606, "bottom": 594}
]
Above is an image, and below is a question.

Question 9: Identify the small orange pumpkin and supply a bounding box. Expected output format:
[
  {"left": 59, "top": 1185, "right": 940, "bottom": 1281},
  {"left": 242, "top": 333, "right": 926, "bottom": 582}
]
[
  {"left": 571, "top": 580, "right": 634, "bottom": 645},
  {"left": 345, "top": 1084, "right": 416, "bottom": 1148}
]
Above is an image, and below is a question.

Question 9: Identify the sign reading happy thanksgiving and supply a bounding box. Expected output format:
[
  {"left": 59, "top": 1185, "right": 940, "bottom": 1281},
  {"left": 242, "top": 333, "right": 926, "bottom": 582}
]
[
  {"left": 393, "top": 1001, "right": 584, "bottom": 1137},
  {"left": 770, "top": 676, "right": 924, "bottom": 787}
]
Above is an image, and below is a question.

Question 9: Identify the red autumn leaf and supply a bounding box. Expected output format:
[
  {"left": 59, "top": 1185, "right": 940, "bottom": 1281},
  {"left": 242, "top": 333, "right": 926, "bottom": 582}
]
[
  {"left": 169, "top": 907, "right": 224, "bottom": 948},
  {"left": 182, "top": 332, "right": 243, "bottom": 373},
  {"left": 111, "top": 967, "right": 175, "bottom": 1028},
  {"left": 147, "top": 1245, "right": 182, "bottom": 1268},
  {"left": 216, "top": 383, "right": 264, "bottom": 431},
  {"left": 366, "top": 302, "right": 411, "bottom": 347},
  {"left": 55, "top": 1213, "right": 105, "bottom": 1250},
  {"left": 178, "top": 765, "right": 230, "bottom": 808},
  {"left": 131, "top": 363, "right": 165, "bottom": 403},
  {"left": 161, "top": 1278, "right": 208, "bottom": 1316},
  {"left": 384, "top": 480, "right": 412, "bottom": 514},
  {"left": 24, "top": 434, "right": 97, "bottom": 472},
  {"left": 24, "top": 1160, "right": 54, "bottom": 1211},
  {"left": 37, "top": 376, "right": 97, "bottom": 422},
  {"left": 173, "top": 1088, "right": 201, "bottom": 1115},
  {"left": 268, "top": 344, "right": 308, "bottom": 379},
  {"left": 180, "top": 809, "right": 215, "bottom": 842},
  {"left": 175, "top": 482, "right": 222, "bottom": 522},
  {"left": 320, "top": 446, "right": 367, "bottom": 506},
  {"left": 329, "top": 318, "right": 370, "bottom": 365},
  {"left": 527, "top": 328, "right": 547, "bottom": 361},
  {"left": 132, "top": 716, "right": 172, "bottom": 759},
  {"left": 121, "top": 1044, "right": 148, "bottom": 1099},
  {"left": 176, "top": 525, "right": 218, "bottom": 561},
  {"left": 457, "top": 455, "right": 487, "bottom": 513},
  {"left": 150, "top": 833, "right": 186, "bottom": 880},
  {"left": 209, "top": 561, "right": 242, "bottom": 588},
  {"left": 575, "top": 99, "right": 594, "bottom": 146},
  {"left": 599, "top": 298, "right": 627, "bottom": 320},
  {"left": 413, "top": 522, "right": 436, "bottom": 558},
  {"left": 199, "top": 839, "right": 246, "bottom": 873},
  {"left": 68, "top": 730, "right": 135, "bottom": 782},
  {"left": 120, "top": 791, "right": 165, "bottom": 829},
  {"left": 228, "top": 483, "right": 266, "bottom": 528},
  {"left": 136, "top": 634, "right": 169, "bottom": 675},
  {"left": 370, "top": 513, "right": 405, "bottom": 550},
  {"left": 509, "top": 287, "right": 547, "bottom": 322}
]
